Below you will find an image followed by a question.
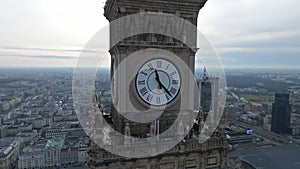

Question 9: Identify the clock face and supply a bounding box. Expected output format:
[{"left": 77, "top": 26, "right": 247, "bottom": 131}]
[{"left": 136, "top": 59, "right": 181, "bottom": 106}]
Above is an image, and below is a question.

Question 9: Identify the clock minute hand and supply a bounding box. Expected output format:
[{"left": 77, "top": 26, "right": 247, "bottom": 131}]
[{"left": 160, "top": 81, "right": 172, "bottom": 97}]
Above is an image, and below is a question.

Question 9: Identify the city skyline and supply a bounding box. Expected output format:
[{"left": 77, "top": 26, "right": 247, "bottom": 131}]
[{"left": 0, "top": 0, "right": 299, "bottom": 69}]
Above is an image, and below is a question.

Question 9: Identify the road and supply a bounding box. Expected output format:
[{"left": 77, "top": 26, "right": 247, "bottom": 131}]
[{"left": 229, "top": 119, "right": 300, "bottom": 145}]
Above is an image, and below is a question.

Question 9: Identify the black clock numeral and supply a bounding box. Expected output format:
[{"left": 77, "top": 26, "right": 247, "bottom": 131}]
[
  {"left": 147, "top": 63, "right": 154, "bottom": 70},
  {"left": 156, "top": 97, "right": 161, "bottom": 104},
  {"left": 138, "top": 80, "right": 145, "bottom": 85},
  {"left": 165, "top": 94, "right": 171, "bottom": 101},
  {"left": 157, "top": 61, "right": 162, "bottom": 68},
  {"left": 141, "top": 71, "right": 148, "bottom": 76},
  {"left": 172, "top": 80, "right": 179, "bottom": 85},
  {"left": 170, "top": 71, "right": 177, "bottom": 78},
  {"left": 165, "top": 64, "right": 170, "bottom": 71},
  {"left": 146, "top": 94, "right": 153, "bottom": 102},
  {"left": 140, "top": 87, "right": 148, "bottom": 96},
  {"left": 170, "top": 87, "right": 177, "bottom": 95}
]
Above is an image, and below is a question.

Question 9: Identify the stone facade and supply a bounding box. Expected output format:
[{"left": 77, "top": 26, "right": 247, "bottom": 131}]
[
  {"left": 89, "top": 137, "right": 228, "bottom": 169},
  {"left": 88, "top": 0, "right": 229, "bottom": 168}
]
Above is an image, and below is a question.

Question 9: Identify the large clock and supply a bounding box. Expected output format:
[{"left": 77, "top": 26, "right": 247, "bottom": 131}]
[{"left": 135, "top": 59, "right": 181, "bottom": 106}]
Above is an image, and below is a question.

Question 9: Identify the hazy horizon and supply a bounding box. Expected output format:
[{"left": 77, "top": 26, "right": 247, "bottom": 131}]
[
  {"left": 1, "top": 66, "right": 300, "bottom": 74},
  {"left": 0, "top": 0, "right": 300, "bottom": 69}
]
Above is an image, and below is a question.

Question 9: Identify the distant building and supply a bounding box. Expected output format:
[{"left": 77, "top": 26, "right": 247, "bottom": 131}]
[
  {"left": 17, "top": 131, "right": 38, "bottom": 143},
  {"left": 0, "top": 118, "right": 8, "bottom": 139},
  {"left": 6, "top": 122, "right": 33, "bottom": 136},
  {"left": 0, "top": 145, "right": 14, "bottom": 169},
  {"left": 78, "top": 146, "right": 89, "bottom": 165},
  {"left": 45, "top": 129, "right": 68, "bottom": 139},
  {"left": 262, "top": 103, "right": 270, "bottom": 113},
  {"left": 198, "top": 68, "right": 212, "bottom": 114},
  {"left": 18, "top": 141, "right": 46, "bottom": 169},
  {"left": 61, "top": 137, "right": 79, "bottom": 166},
  {"left": 44, "top": 138, "right": 64, "bottom": 168},
  {"left": 0, "top": 138, "right": 20, "bottom": 169},
  {"left": 33, "top": 117, "right": 43, "bottom": 129},
  {"left": 263, "top": 114, "right": 272, "bottom": 131},
  {"left": 271, "top": 93, "right": 291, "bottom": 134},
  {"left": 197, "top": 68, "right": 219, "bottom": 124},
  {"left": 18, "top": 137, "right": 89, "bottom": 169}
]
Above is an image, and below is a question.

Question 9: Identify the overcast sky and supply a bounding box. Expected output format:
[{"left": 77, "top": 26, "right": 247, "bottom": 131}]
[{"left": 0, "top": 0, "right": 299, "bottom": 69}]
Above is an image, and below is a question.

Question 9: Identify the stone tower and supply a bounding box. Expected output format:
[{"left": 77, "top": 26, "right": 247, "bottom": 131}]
[
  {"left": 105, "top": 0, "right": 208, "bottom": 136},
  {"left": 87, "top": 1, "right": 229, "bottom": 168}
]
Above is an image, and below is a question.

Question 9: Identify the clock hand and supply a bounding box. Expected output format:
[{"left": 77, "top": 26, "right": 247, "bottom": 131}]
[
  {"left": 155, "top": 69, "right": 160, "bottom": 81},
  {"left": 160, "top": 82, "right": 172, "bottom": 97},
  {"left": 155, "top": 76, "right": 172, "bottom": 97},
  {"left": 154, "top": 69, "right": 172, "bottom": 96},
  {"left": 154, "top": 69, "right": 162, "bottom": 90}
]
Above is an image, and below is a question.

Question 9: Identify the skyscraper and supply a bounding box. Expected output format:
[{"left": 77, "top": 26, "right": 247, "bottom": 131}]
[
  {"left": 271, "top": 93, "right": 291, "bottom": 134},
  {"left": 198, "top": 68, "right": 219, "bottom": 122}
]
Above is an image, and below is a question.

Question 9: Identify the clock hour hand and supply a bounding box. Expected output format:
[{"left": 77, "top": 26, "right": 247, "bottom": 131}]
[
  {"left": 154, "top": 70, "right": 172, "bottom": 97},
  {"left": 155, "top": 69, "right": 160, "bottom": 81},
  {"left": 154, "top": 69, "right": 161, "bottom": 90}
]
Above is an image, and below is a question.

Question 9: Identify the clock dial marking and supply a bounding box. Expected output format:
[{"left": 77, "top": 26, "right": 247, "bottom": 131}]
[
  {"left": 140, "top": 87, "right": 148, "bottom": 96},
  {"left": 170, "top": 71, "right": 177, "bottom": 78},
  {"left": 138, "top": 80, "right": 146, "bottom": 85},
  {"left": 165, "top": 64, "right": 170, "bottom": 71},
  {"left": 147, "top": 63, "right": 154, "bottom": 70},
  {"left": 172, "top": 79, "right": 179, "bottom": 85},
  {"left": 170, "top": 87, "right": 177, "bottom": 95},
  {"left": 146, "top": 94, "right": 154, "bottom": 102},
  {"left": 156, "top": 97, "right": 161, "bottom": 104},
  {"left": 141, "top": 71, "right": 148, "bottom": 76},
  {"left": 165, "top": 94, "right": 171, "bottom": 101},
  {"left": 156, "top": 61, "right": 162, "bottom": 68}
]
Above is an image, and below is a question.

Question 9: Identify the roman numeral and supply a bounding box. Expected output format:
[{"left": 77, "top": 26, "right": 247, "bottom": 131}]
[
  {"left": 156, "top": 97, "right": 161, "bottom": 104},
  {"left": 170, "top": 71, "right": 177, "bottom": 77},
  {"left": 165, "top": 64, "right": 170, "bottom": 71},
  {"left": 172, "top": 80, "right": 179, "bottom": 85},
  {"left": 165, "top": 94, "right": 171, "bottom": 101},
  {"left": 170, "top": 87, "right": 177, "bottom": 95},
  {"left": 139, "top": 87, "right": 148, "bottom": 96},
  {"left": 157, "top": 61, "right": 162, "bottom": 68},
  {"left": 138, "top": 80, "right": 145, "bottom": 85},
  {"left": 141, "top": 71, "right": 147, "bottom": 76},
  {"left": 146, "top": 94, "right": 153, "bottom": 102},
  {"left": 147, "top": 63, "right": 154, "bottom": 70}
]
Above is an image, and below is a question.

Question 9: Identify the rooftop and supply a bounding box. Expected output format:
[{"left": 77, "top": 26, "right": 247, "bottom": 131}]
[
  {"left": 44, "top": 137, "right": 64, "bottom": 151},
  {"left": 236, "top": 144, "right": 300, "bottom": 169}
]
